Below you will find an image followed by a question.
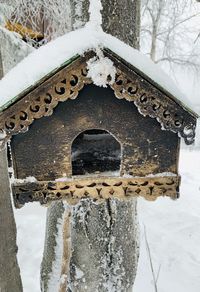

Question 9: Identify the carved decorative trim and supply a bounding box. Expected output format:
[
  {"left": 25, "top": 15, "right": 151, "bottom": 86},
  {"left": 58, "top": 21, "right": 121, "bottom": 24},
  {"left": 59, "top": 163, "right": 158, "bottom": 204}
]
[
  {"left": 110, "top": 69, "right": 196, "bottom": 145},
  {"left": 0, "top": 52, "right": 197, "bottom": 146},
  {"left": 0, "top": 59, "right": 92, "bottom": 147},
  {"left": 12, "top": 176, "right": 180, "bottom": 208}
]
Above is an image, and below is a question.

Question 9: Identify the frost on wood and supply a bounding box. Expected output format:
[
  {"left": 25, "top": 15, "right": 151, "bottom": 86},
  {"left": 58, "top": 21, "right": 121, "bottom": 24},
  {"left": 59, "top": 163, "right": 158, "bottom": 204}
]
[
  {"left": 69, "top": 198, "right": 139, "bottom": 291},
  {"left": 87, "top": 53, "right": 116, "bottom": 87},
  {"left": 41, "top": 199, "right": 139, "bottom": 292},
  {"left": 45, "top": 204, "right": 72, "bottom": 292},
  {"left": 0, "top": 148, "right": 23, "bottom": 292},
  {"left": 41, "top": 202, "right": 65, "bottom": 292},
  {"left": 0, "top": 27, "right": 34, "bottom": 74}
]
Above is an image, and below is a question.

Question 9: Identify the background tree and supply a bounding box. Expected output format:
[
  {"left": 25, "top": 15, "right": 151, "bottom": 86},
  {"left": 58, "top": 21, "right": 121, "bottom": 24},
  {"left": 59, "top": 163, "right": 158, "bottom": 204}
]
[
  {"left": 0, "top": 6, "right": 36, "bottom": 289},
  {"left": 141, "top": 0, "right": 200, "bottom": 70},
  {"left": 0, "top": 0, "right": 71, "bottom": 44}
]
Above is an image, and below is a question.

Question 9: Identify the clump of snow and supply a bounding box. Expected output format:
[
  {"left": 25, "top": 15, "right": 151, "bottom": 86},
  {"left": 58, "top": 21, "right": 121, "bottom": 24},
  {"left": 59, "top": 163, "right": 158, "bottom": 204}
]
[
  {"left": 87, "top": 52, "right": 116, "bottom": 87},
  {"left": 145, "top": 172, "right": 177, "bottom": 178},
  {"left": 0, "top": 129, "right": 6, "bottom": 139},
  {"left": 13, "top": 176, "right": 38, "bottom": 184},
  {"left": 55, "top": 177, "right": 72, "bottom": 182},
  {"left": 123, "top": 172, "right": 177, "bottom": 178},
  {"left": 74, "top": 266, "right": 84, "bottom": 280}
]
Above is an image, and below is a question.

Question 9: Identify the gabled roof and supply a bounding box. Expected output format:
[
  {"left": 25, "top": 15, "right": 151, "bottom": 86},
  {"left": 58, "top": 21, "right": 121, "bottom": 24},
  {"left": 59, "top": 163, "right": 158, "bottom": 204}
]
[{"left": 0, "top": 27, "right": 198, "bottom": 146}]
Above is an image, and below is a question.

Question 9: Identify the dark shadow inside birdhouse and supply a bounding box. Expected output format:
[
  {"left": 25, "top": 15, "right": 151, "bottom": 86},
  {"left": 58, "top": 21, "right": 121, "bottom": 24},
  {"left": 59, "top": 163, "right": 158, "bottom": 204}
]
[{"left": 71, "top": 129, "right": 121, "bottom": 176}]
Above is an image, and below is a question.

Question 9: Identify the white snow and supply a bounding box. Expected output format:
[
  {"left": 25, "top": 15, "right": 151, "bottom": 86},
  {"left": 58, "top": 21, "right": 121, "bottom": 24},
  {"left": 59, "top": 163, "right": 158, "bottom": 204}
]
[
  {"left": 14, "top": 148, "right": 200, "bottom": 292},
  {"left": 87, "top": 0, "right": 103, "bottom": 30},
  {"left": 0, "top": 129, "right": 6, "bottom": 139},
  {"left": 12, "top": 176, "right": 37, "bottom": 184},
  {"left": 0, "top": 25, "right": 196, "bottom": 113},
  {"left": 46, "top": 215, "right": 64, "bottom": 292},
  {"left": 87, "top": 52, "right": 116, "bottom": 87}
]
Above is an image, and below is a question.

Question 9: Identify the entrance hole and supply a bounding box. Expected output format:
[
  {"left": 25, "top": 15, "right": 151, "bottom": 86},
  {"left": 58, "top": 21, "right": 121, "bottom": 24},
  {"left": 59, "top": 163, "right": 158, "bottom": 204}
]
[{"left": 71, "top": 129, "right": 121, "bottom": 176}]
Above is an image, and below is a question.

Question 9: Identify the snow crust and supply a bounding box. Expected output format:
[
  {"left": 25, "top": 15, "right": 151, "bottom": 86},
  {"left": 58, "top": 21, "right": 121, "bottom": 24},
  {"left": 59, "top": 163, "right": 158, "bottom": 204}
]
[
  {"left": 87, "top": 0, "right": 103, "bottom": 30},
  {"left": 13, "top": 176, "right": 37, "bottom": 184},
  {"left": 46, "top": 215, "right": 64, "bottom": 292},
  {"left": 0, "top": 25, "right": 195, "bottom": 112}
]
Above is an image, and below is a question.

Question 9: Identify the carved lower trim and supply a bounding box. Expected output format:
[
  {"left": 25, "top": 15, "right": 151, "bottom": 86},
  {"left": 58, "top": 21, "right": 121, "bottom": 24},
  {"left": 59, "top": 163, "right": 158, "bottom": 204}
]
[{"left": 12, "top": 176, "right": 180, "bottom": 208}]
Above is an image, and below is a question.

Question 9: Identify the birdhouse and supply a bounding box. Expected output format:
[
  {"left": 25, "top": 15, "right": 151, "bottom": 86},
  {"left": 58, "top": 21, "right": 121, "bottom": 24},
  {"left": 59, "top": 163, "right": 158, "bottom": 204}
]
[{"left": 0, "top": 31, "right": 198, "bottom": 208}]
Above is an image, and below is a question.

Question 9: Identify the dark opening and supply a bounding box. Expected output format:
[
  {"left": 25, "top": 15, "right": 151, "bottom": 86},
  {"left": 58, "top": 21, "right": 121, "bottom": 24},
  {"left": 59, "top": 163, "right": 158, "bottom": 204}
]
[{"left": 71, "top": 129, "right": 121, "bottom": 176}]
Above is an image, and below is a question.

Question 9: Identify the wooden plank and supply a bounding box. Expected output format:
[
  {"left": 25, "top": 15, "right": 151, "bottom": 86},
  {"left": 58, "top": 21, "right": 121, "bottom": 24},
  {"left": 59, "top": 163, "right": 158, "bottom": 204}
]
[
  {"left": 0, "top": 148, "right": 23, "bottom": 291},
  {"left": 11, "top": 85, "right": 180, "bottom": 181},
  {"left": 12, "top": 175, "right": 180, "bottom": 207}
]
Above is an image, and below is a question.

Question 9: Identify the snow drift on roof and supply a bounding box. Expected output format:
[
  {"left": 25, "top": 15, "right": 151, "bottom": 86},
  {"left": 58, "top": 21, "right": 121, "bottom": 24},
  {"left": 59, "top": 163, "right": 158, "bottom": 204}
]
[{"left": 0, "top": 26, "right": 195, "bottom": 112}]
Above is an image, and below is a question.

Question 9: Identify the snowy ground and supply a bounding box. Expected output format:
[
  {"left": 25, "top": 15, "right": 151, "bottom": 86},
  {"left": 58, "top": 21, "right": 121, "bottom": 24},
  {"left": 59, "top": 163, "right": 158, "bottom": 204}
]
[{"left": 14, "top": 148, "right": 200, "bottom": 292}]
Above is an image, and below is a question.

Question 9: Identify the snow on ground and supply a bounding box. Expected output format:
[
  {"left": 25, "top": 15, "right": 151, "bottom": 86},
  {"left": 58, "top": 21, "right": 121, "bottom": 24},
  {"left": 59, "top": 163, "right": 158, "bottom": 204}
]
[
  {"left": 14, "top": 148, "right": 200, "bottom": 292},
  {"left": 134, "top": 148, "right": 200, "bottom": 292}
]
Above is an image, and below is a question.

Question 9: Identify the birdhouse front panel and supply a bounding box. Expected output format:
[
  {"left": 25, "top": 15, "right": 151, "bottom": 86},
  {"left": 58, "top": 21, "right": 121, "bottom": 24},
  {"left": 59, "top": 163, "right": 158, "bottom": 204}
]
[
  {"left": 11, "top": 84, "right": 179, "bottom": 181},
  {"left": 0, "top": 50, "right": 197, "bottom": 207}
]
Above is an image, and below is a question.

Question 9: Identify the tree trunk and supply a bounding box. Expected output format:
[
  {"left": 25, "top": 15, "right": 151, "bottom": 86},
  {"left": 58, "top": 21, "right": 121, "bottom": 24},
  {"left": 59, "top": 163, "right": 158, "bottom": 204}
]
[
  {"left": 41, "top": 1, "right": 141, "bottom": 291},
  {"left": 0, "top": 30, "right": 35, "bottom": 292},
  {"left": 0, "top": 109, "right": 23, "bottom": 291},
  {"left": 101, "top": 0, "right": 140, "bottom": 49}
]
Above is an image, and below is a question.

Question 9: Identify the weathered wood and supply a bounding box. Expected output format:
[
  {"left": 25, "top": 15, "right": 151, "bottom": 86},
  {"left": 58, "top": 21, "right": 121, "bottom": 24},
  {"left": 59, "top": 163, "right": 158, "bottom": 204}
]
[
  {"left": 10, "top": 84, "right": 179, "bottom": 181},
  {"left": 0, "top": 148, "right": 23, "bottom": 292},
  {"left": 12, "top": 176, "right": 180, "bottom": 208},
  {"left": 40, "top": 201, "right": 65, "bottom": 292},
  {"left": 0, "top": 46, "right": 22, "bottom": 292},
  {"left": 68, "top": 198, "right": 138, "bottom": 292}
]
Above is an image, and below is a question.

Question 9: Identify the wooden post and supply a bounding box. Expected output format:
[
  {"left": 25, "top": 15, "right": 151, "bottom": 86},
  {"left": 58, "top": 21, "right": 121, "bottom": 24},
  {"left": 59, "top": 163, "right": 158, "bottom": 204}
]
[
  {"left": 0, "top": 48, "right": 23, "bottom": 292},
  {"left": 0, "top": 147, "right": 23, "bottom": 292}
]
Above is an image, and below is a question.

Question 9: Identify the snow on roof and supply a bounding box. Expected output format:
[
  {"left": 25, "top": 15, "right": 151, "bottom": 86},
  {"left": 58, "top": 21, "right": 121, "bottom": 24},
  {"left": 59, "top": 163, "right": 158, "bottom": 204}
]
[{"left": 0, "top": 25, "right": 196, "bottom": 113}]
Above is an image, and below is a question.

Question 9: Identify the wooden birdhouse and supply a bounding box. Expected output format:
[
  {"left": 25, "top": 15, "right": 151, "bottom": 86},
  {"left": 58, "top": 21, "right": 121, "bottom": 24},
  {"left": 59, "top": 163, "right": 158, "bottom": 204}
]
[{"left": 0, "top": 31, "right": 198, "bottom": 208}]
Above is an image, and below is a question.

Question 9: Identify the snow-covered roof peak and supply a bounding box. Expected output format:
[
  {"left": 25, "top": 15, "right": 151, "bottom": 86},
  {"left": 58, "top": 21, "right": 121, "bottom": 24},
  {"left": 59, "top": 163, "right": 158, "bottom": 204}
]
[{"left": 0, "top": 26, "right": 197, "bottom": 115}]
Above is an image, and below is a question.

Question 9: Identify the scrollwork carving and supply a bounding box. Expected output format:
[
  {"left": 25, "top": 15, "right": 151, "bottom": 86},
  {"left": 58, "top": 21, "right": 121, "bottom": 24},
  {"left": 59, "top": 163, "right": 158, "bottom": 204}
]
[
  {"left": 0, "top": 51, "right": 197, "bottom": 147},
  {"left": 110, "top": 67, "right": 196, "bottom": 145}
]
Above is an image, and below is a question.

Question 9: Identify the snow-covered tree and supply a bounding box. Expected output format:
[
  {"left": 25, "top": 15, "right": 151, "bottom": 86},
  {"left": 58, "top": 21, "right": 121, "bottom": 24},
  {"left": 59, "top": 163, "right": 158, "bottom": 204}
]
[
  {"left": 141, "top": 0, "right": 200, "bottom": 70},
  {"left": 0, "top": 0, "right": 71, "bottom": 43}
]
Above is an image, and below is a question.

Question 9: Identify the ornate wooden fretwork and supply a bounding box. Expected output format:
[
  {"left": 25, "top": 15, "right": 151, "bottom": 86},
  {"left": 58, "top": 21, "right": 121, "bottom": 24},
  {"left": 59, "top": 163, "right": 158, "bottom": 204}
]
[
  {"left": 0, "top": 57, "right": 92, "bottom": 147},
  {"left": 12, "top": 176, "right": 180, "bottom": 208},
  {"left": 106, "top": 50, "right": 197, "bottom": 145},
  {"left": 0, "top": 51, "right": 197, "bottom": 146}
]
